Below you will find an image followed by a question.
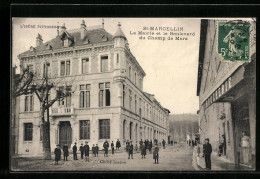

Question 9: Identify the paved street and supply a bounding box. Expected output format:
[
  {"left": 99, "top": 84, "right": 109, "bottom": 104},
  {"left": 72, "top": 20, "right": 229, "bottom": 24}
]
[{"left": 12, "top": 143, "right": 195, "bottom": 171}]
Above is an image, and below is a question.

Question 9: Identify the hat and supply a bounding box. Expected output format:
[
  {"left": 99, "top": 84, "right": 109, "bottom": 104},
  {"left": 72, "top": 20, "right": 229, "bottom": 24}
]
[
  {"left": 56, "top": 144, "right": 60, "bottom": 146},
  {"left": 81, "top": 143, "right": 83, "bottom": 145},
  {"left": 74, "top": 142, "right": 77, "bottom": 144}
]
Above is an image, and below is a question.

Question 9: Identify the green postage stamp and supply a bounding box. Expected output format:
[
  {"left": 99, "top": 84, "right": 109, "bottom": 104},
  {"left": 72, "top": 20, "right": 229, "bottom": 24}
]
[{"left": 217, "top": 21, "right": 250, "bottom": 62}]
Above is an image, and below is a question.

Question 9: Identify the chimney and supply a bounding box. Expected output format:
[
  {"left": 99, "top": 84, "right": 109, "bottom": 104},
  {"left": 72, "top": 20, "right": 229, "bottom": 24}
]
[
  {"left": 36, "top": 33, "right": 43, "bottom": 47},
  {"left": 80, "top": 20, "right": 87, "bottom": 39},
  {"left": 102, "top": 19, "right": 104, "bottom": 28},
  {"left": 61, "top": 23, "right": 66, "bottom": 31},
  {"left": 57, "top": 22, "right": 60, "bottom": 37}
]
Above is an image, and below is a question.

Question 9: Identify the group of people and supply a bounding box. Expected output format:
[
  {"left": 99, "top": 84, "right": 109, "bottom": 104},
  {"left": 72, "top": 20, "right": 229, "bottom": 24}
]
[{"left": 54, "top": 139, "right": 165, "bottom": 165}]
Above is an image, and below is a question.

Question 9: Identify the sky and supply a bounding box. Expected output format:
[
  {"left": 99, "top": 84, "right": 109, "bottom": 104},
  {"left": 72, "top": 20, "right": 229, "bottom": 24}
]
[{"left": 12, "top": 18, "right": 201, "bottom": 114}]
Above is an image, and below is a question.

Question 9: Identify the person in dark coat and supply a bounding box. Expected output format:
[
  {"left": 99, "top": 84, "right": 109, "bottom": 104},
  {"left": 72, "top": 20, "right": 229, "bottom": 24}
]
[
  {"left": 111, "top": 141, "right": 115, "bottom": 155},
  {"left": 79, "top": 143, "right": 84, "bottom": 159},
  {"left": 162, "top": 139, "right": 166, "bottom": 149},
  {"left": 116, "top": 139, "right": 121, "bottom": 150},
  {"left": 63, "top": 143, "right": 69, "bottom": 161},
  {"left": 54, "top": 144, "right": 61, "bottom": 165},
  {"left": 92, "top": 144, "right": 96, "bottom": 157},
  {"left": 126, "top": 140, "right": 130, "bottom": 153},
  {"left": 128, "top": 141, "right": 134, "bottom": 159},
  {"left": 149, "top": 140, "right": 153, "bottom": 153},
  {"left": 141, "top": 143, "right": 146, "bottom": 159},
  {"left": 139, "top": 139, "right": 143, "bottom": 150},
  {"left": 84, "top": 141, "right": 90, "bottom": 162},
  {"left": 203, "top": 138, "right": 212, "bottom": 170},
  {"left": 153, "top": 144, "right": 159, "bottom": 164},
  {"left": 95, "top": 144, "right": 99, "bottom": 157},
  {"left": 73, "top": 143, "right": 78, "bottom": 160},
  {"left": 103, "top": 140, "right": 109, "bottom": 157}
]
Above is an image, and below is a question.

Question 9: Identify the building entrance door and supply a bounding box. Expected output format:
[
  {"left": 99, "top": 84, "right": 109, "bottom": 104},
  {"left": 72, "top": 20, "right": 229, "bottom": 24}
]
[
  {"left": 232, "top": 96, "right": 251, "bottom": 166},
  {"left": 59, "top": 121, "right": 72, "bottom": 149}
]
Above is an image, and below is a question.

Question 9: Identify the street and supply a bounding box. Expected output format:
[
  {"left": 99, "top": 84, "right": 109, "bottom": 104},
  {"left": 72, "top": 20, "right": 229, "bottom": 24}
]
[{"left": 12, "top": 143, "right": 195, "bottom": 171}]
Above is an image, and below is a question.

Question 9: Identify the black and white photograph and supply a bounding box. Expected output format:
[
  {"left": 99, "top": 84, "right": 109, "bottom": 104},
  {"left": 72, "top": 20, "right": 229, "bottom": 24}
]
[{"left": 10, "top": 17, "right": 256, "bottom": 172}]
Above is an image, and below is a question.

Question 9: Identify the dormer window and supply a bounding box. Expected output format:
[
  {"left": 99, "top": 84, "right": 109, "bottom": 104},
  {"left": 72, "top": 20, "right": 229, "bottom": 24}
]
[
  {"left": 63, "top": 39, "right": 69, "bottom": 47},
  {"left": 46, "top": 44, "right": 52, "bottom": 50},
  {"left": 102, "top": 35, "right": 108, "bottom": 42},
  {"left": 29, "top": 46, "right": 36, "bottom": 52}
]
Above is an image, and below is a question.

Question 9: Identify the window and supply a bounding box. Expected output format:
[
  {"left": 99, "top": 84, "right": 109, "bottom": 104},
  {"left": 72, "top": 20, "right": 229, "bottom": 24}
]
[
  {"left": 43, "top": 62, "right": 50, "bottom": 77},
  {"left": 60, "top": 60, "right": 70, "bottom": 76},
  {"left": 24, "top": 123, "right": 33, "bottom": 141},
  {"left": 58, "top": 86, "right": 71, "bottom": 107},
  {"left": 101, "top": 56, "right": 108, "bottom": 72},
  {"left": 40, "top": 126, "right": 42, "bottom": 141},
  {"left": 79, "top": 84, "right": 91, "bottom": 108},
  {"left": 129, "top": 122, "right": 133, "bottom": 140},
  {"left": 117, "top": 54, "right": 119, "bottom": 63},
  {"left": 27, "top": 64, "right": 34, "bottom": 73},
  {"left": 123, "top": 85, "right": 125, "bottom": 107},
  {"left": 82, "top": 58, "right": 89, "bottom": 74},
  {"left": 129, "top": 90, "right": 132, "bottom": 110},
  {"left": 99, "top": 82, "right": 110, "bottom": 107},
  {"left": 135, "top": 95, "right": 137, "bottom": 113},
  {"left": 129, "top": 66, "right": 131, "bottom": 80},
  {"left": 80, "top": 120, "right": 90, "bottom": 139},
  {"left": 25, "top": 95, "right": 34, "bottom": 111},
  {"left": 123, "top": 120, "right": 126, "bottom": 139},
  {"left": 99, "top": 119, "right": 110, "bottom": 139},
  {"left": 63, "top": 39, "right": 69, "bottom": 47},
  {"left": 134, "top": 73, "right": 136, "bottom": 85}
]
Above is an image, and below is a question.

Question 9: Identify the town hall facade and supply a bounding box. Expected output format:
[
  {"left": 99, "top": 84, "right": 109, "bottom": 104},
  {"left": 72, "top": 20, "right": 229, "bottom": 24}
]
[{"left": 16, "top": 20, "right": 170, "bottom": 156}]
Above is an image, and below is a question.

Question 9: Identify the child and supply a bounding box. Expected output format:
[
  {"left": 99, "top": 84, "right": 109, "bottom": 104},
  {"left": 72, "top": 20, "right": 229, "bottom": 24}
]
[
  {"left": 92, "top": 144, "right": 96, "bottom": 157},
  {"left": 54, "top": 144, "right": 61, "bottom": 165},
  {"left": 153, "top": 144, "right": 159, "bottom": 164}
]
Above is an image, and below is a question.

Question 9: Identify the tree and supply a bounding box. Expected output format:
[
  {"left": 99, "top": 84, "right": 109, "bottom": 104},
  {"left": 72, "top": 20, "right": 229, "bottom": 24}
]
[
  {"left": 15, "top": 60, "right": 75, "bottom": 160},
  {"left": 29, "top": 61, "right": 75, "bottom": 160}
]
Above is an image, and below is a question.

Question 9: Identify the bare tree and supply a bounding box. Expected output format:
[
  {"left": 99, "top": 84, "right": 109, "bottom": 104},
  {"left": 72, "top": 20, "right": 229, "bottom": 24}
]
[{"left": 18, "top": 60, "right": 76, "bottom": 160}]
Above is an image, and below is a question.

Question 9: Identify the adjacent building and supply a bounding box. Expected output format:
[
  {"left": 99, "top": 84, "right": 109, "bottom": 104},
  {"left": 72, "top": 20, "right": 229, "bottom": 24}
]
[
  {"left": 197, "top": 20, "right": 256, "bottom": 168},
  {"left": 17, "top": 20, "right": 170, "bottom": 156}
]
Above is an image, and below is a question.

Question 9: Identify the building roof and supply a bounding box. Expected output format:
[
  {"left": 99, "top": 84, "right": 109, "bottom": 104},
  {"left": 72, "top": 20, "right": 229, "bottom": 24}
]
[
  {"left": 196, "top": 19, "right": 208, "bottom": 96},
  {"left": 19, "top": 27, "right": 114, "bottom": 56},
  {"left": 113, "top": 22, "right": 127, "bottom": 40}
]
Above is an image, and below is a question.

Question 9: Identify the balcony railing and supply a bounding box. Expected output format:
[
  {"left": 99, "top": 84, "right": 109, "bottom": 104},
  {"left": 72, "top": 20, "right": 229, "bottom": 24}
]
[{"left": 50, "top": 105, "right": 74, "bottom": 116}]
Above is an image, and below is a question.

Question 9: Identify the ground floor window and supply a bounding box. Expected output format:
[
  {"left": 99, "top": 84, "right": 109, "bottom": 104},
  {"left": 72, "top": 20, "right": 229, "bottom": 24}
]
[
  {"left": 99, "top": 119, "right": 110, "bottom": 139},
  {"left": 80, "top": 120, "right": 90, "bottom": 139},
  {"left": 24, "top": 123, "right": 33, "bottom": 141}
]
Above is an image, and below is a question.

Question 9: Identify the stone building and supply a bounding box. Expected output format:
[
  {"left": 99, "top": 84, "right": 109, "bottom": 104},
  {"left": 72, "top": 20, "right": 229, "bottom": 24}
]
[
  {"left": 197, "top": 19, "right": 256, "bottom": 168},
  {"left": 16, "top": 20, "right": 170, "bottom": 156}
]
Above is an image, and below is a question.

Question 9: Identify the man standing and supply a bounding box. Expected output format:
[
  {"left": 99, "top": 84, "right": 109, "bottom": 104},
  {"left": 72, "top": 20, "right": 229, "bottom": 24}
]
[
  {"left": 141, "top": 143, "right": 146, "bottom": 159},
  {"left": 162, "top": 139, "right": 166, "bottom": 149},
  {"left": 111, "top": 141, "right": 115, "bottom": 155},
  {"left": 92, "top": 144, "right": 96, "bottom": 157},
  {"left": 128, "top": 141, "right": 134, "bottom": 159},
  {"left": 95, "top": 144, "right": 99, "bottom": 157},
  {"left": 139, "top": 139, "right": 143, "bottom": 151},
  {"left": 79, "top": 143, "right": 84, "bottom": 159},
  {"left": 103, "top": 140, "right": 109, "bottom": 157},
  {"left": 126, "top": 140, "right": 130, "bottom": 153},
  {"left": 73, "top": 143, "right": 78, "bottom": 160},
  {"left": 84, "top": 141, "right": 90, "bottom": 162},
  {"left": 63, "top": 143, "right": 69, "bottom": 161},
  {"left": 153, "top": 144, "right": 159, "bottom": 164},
  {"left": 149, "top": 140, "right": 153, "bottom": 154},
  {"left": 116, "top": 139, "right": 121, "bottom": 150},
  {"left": 203, "top": 138, "right": 212, "bottom": 170},
  {"left": 54, "top": 144, "right": 61, "bottom": 165}
]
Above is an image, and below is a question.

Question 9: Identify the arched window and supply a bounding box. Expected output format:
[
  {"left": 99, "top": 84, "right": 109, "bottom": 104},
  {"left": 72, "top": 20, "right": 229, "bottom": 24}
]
[
  {"left": 130, "top": 122, "right": 133, "bottom": 140},
  {"left": 123, "top": 120, "right": 126, "bottom": 139}
]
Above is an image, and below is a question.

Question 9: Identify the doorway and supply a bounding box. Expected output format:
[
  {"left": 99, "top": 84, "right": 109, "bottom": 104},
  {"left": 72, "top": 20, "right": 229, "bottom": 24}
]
[
  {"left": 59, "top": 121, "right": 72, "bottom": 149},
  {"left": 232, "top": 95, "right": 250, "bottom": 166}
]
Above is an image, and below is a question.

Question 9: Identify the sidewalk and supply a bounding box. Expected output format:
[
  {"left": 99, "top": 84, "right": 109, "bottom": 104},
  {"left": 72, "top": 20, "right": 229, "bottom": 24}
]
[{"left": 192, "top": 145, "right": 254, "bottom": 171}]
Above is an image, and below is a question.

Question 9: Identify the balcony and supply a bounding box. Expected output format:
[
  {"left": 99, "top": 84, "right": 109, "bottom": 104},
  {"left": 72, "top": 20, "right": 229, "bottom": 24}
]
[{"left": 50, "top": 105, "right": 74, "bottom": 116}]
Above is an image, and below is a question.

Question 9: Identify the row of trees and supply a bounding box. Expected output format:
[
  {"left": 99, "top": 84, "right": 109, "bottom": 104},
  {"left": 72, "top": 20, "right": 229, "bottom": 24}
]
[{"left": 12, "top": 62, "right": 74, "bottom": 159}]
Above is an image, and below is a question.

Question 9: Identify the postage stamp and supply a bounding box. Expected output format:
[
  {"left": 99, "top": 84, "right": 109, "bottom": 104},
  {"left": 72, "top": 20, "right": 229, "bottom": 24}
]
[{"left": 217, "top": 21, "right": 250, "bottom": 62}]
